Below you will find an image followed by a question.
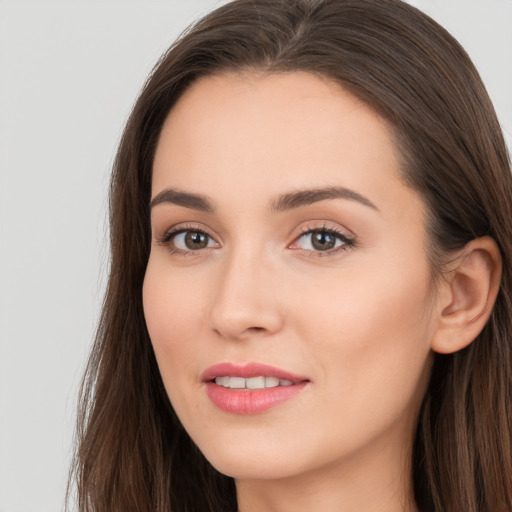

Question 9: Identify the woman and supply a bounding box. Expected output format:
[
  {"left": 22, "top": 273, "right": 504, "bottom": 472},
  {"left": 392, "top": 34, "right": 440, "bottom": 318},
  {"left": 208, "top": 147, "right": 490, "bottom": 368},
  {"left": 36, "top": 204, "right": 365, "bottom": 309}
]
[{"left": 70, "top": 0, "right": 512, "bottom": 510}]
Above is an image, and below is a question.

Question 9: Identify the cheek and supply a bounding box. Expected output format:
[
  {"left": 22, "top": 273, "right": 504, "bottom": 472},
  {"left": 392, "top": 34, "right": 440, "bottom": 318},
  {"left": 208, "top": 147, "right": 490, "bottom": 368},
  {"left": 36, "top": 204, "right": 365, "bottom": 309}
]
[
  {"left": 293, "top": 258, "right": 435, "bottom": 419},
  {"left": 142, "top": 258, "right": 207, "bottom": 386},
  {"left": 295, "top": 256, "right": 433, "bottom": 343}
]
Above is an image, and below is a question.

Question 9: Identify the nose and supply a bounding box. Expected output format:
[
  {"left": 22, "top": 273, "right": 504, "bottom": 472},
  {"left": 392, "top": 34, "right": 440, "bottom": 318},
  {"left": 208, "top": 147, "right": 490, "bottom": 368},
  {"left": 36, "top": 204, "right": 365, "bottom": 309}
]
[{"left": 209, "top": 247, "right": 285, "bottom": 341}]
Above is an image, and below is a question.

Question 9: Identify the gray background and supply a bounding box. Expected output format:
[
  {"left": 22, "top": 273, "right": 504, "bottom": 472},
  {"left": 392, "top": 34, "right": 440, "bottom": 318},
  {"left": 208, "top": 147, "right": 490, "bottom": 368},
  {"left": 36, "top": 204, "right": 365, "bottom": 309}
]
[{"left": 0, "top": 1, "right": 510, "bottom": 511}]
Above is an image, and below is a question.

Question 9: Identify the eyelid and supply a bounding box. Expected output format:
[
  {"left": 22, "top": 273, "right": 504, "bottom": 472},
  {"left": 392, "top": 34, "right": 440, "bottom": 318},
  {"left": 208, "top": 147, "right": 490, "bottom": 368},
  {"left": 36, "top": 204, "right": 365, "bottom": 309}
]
[
  {"left": 156, "top": 222, "right": 221, "bottom": 255},
  {"left": 157, "top": 221, "right": 217, "bottom": 240},
  {"left": 288, "top": 223, "right": 356, "bottom": 258}
]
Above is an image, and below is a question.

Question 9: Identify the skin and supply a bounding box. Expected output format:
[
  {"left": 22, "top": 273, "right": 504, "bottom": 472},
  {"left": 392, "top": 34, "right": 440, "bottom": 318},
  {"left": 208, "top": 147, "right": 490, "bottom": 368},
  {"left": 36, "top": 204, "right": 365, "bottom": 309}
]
[{"left": 143, "top": 71, "right": 447, "bottom": 512}]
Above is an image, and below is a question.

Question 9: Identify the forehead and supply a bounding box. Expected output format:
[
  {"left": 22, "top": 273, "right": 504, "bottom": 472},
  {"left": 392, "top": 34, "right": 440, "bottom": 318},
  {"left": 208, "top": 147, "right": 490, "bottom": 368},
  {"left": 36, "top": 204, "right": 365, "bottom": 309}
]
[{"left": 152, "top": 71, "right": 421, "bottom": 223}]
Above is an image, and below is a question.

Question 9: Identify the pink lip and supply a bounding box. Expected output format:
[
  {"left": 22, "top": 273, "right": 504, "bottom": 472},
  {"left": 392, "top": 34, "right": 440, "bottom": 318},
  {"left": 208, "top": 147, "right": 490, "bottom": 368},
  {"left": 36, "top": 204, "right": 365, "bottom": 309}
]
[{"left": 202, "top": 362, "right": 310, "bottom": 415}]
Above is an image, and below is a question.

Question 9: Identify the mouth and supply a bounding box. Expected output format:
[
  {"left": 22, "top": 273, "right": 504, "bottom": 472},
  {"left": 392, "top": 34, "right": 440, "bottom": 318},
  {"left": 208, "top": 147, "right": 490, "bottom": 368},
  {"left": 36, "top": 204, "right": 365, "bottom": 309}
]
[{"left": 202, "top": 362, "right": 310, "bottom": 415}]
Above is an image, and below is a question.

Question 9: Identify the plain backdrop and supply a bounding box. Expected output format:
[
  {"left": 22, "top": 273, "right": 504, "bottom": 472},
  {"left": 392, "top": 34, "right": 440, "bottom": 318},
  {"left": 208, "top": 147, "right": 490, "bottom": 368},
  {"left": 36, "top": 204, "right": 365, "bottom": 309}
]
[{"left": 0, "top": 1, "right": 510, "bottom": 511}]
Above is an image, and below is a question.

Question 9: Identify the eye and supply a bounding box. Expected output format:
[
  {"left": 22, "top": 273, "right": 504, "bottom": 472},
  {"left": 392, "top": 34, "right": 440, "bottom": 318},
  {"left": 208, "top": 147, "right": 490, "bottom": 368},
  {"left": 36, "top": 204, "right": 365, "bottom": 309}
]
[
  {"left": 290, "top": 226, "right": 355, "bottom": 256},
  {"left": 174, "top": 230, "right": 215, "bottom": 250},
  {"left": 158, "top": 226, "right": 219, "bottom": 255}
]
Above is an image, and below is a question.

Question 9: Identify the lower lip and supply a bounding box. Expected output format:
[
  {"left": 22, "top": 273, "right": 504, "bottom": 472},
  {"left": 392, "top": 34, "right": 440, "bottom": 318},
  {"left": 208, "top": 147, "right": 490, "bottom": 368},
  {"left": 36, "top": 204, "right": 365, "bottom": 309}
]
[{"left": 205, "top": 381, "right": 308, "bottom": 415}]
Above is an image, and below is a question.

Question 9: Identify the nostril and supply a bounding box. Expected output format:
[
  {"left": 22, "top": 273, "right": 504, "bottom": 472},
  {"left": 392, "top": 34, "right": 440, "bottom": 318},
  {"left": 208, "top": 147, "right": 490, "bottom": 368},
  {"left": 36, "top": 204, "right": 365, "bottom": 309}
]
[
  {"left": 210, "top": 295, "right": 284, "bottom": 339},
  {"left": 214, "top": 326, "right": 267, "bottom": 340}
]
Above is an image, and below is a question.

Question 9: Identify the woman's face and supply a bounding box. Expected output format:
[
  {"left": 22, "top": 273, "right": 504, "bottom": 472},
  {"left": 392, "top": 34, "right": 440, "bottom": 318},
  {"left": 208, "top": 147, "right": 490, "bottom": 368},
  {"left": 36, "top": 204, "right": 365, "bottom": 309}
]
[{"left": 144, "top": 72, "right": 439, "bottom": 483}]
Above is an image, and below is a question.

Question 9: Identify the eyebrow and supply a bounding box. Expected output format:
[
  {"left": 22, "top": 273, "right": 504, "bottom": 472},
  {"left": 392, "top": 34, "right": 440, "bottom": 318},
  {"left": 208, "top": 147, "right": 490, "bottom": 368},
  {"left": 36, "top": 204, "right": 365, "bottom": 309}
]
[
  {"left": 269, "top": 186, "right": 378, "bottom": 213},
  {"left": 150, "top": 186, "right": 378, "bottom": 213},
  {"left": 150, "top": 188, "right": 214, "bottom": 212}
]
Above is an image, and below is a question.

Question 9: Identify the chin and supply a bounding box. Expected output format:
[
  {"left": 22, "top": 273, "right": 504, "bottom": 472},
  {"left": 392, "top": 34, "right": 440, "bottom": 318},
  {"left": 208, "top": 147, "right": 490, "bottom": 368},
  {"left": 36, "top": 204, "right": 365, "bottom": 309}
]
[
  {"left": 190, "top": 430, "right": 304, "bottom": 480},
  {"left": 193, "top": 427, "right": 332, "bottom": 482},
  {"left": 207, "top": 454, "right": 303, "bottom": 481}
]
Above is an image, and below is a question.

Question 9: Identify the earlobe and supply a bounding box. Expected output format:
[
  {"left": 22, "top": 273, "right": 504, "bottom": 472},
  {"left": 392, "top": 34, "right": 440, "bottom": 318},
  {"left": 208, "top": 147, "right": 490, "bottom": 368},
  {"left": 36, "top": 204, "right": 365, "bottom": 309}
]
[{"left": 431, "top": 236, "right": 502, "bottom": 355}]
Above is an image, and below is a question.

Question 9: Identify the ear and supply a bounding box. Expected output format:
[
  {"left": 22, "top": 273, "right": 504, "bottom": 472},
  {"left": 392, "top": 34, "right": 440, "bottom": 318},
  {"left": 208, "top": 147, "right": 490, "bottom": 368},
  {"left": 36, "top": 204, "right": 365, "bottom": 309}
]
[{"left": 431, "top": 236, "right": 502, "bottom": 354}]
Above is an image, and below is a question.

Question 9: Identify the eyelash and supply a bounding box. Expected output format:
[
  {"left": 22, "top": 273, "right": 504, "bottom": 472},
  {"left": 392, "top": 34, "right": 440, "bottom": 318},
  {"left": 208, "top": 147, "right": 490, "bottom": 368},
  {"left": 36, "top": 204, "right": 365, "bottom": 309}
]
[
  {"left": 157, "top": 223, "right": 216, "bottom": 257},
  {"left": 293, "top": 225, "right": 356, "bottom": 258},
  {"left": 156, "top": 223, "right": 356, "bottom": 259}
]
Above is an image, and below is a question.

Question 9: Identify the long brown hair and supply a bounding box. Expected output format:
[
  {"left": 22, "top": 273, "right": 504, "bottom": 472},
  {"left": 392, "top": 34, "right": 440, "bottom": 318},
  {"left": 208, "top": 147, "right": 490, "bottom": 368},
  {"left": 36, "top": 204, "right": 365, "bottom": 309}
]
[{"left": 69, "top": 1, "right": 512, "bottom": 510}]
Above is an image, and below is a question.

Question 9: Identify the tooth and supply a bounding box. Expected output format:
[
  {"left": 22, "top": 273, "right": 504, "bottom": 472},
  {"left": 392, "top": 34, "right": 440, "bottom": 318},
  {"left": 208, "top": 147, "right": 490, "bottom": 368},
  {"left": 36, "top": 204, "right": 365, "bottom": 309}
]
[
  {"left": 246, "top": 376, "right": 265, "bottom": 389},
  {"left": 215, "top": 376, "right": 230, "bottom": 387},
  {"left": 230, "top": 377, "right": 246, "bottom": 389},
  {"left": 215, "top": 375, "right": 295, "bottom": 389},
  {"left": 265, "top": 376, "right": 279, "bottom": 388}
]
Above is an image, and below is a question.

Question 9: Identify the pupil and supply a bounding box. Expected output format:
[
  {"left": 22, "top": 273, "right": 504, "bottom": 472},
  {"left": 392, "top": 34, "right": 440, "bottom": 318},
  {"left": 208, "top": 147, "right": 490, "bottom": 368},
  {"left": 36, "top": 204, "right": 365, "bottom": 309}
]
[
  {"left": 312, "top": 231, "right": 335, "bottom": 251},
  {"left": 185, "top": 231, "right": 208, "bottom": 249}
]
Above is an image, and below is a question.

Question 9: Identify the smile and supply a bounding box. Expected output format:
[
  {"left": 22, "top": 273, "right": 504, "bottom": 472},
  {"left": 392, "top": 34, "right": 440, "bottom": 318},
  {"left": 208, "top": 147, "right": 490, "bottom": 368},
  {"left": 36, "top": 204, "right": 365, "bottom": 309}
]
[{"left": 202, "top": 363, "right": 309, "bottom": 415}]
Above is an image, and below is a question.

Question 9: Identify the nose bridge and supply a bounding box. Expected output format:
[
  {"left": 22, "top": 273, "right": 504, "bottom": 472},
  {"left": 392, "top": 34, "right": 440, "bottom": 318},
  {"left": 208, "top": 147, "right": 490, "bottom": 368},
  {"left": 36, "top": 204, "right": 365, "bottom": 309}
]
[{"left": 209, "top": 241, "right": 283, "bottom": 340}]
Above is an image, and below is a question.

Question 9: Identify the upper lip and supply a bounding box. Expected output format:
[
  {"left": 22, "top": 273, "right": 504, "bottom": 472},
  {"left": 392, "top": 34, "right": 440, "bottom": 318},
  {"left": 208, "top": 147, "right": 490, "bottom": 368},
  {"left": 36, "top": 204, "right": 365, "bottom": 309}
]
[{"left": 201, "top": 362, "right": 309, "bottom": 383}]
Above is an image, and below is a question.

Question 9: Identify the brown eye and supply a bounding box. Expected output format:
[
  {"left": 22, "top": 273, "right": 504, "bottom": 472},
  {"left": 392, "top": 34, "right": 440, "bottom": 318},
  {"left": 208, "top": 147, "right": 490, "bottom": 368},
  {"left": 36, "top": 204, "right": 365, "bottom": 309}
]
[
  {"left": 290, "top": 227, "right": 355, "bottom": 257},
  {"left": 311, "top": 231, "right": 337, "bottom": 251},
  {"left": 169, "top": 230, "right": 217, "bottom": 252},
  {"left": 184, "top": 231, "right": 209, "bottom": 250}
]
